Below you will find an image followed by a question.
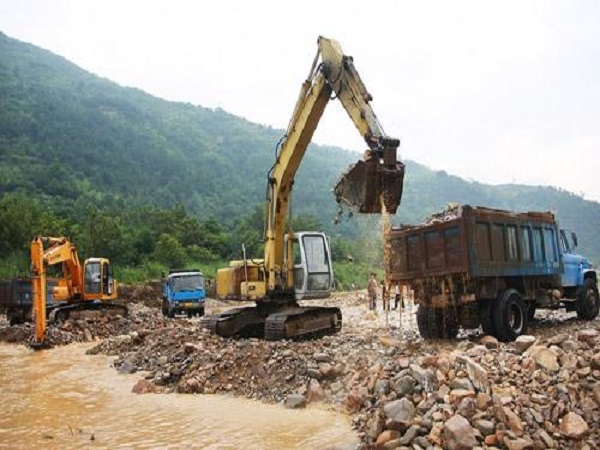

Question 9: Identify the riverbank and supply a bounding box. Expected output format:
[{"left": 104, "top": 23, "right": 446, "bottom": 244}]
[{"left": 2, "top": 292, "right": 600, "bottom": 449}]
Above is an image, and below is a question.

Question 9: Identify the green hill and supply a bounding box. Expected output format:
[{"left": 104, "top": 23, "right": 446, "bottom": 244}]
[{"left": 1, "top": 31, "right": 599, "bottom": 267}]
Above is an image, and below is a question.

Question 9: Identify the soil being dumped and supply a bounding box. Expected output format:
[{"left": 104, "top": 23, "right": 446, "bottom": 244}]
[{"left": 2, "top": 292, "right": 600, "bottom": 450}]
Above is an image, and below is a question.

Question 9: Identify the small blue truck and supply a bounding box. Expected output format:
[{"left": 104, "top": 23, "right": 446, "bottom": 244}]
[
  {"left": 386, "top": 205, "right": 599, "bottom": 341},
  {"left": 161, "top": 269, "right": 206, "bottom": 318}
]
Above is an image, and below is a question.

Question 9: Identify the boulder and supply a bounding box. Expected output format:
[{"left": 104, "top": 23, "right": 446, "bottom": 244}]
[
  {"left": 443, "top": 414, "right": 478, "bottom": 450},
  {"left": 559, "top": 412, "right": 589, "bottom": 439}
]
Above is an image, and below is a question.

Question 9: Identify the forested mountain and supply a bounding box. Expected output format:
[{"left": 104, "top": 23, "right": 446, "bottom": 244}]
[{"left": 1, "top": 31, "right": 599, "bottom": 267}]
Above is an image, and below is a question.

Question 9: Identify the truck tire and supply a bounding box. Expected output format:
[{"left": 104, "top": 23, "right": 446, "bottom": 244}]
[
  {"left": 576, "top": 278, "right": 600, "bottom": 320},
  {"left": 198, "top": 307, "right": 205, "bottom": 317},
  {"left": 492, "top": 289, "right": 528, "bottom": 342},
  {"left": 417, "top": 305, "right": 459, "bottom": 340},
  {"left": 478, "top": 299, "right": 495, "bottom": 336},
  {"left": 161, "top": 300, "right": 168, "bottom": 317}
]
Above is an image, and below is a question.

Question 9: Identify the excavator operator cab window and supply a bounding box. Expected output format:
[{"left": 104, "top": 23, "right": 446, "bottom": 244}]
[
  {"left": 290, "top": 233, "right": 333, "bottom": 295},
  {"left": 84, "top": 261, "right": 102, "bottom": 295},
  {"left": 102, "top": 261, "right": 114, "bottom": 295}
]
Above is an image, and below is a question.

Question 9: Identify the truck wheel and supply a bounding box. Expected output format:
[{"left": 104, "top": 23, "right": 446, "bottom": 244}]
[
  {"left": 417, "top": 305, "right": 459, "bottom": 340},
  {"left": 576, "top": 278, "right": 600, "bottom": 320},
  {"left": 167, "top": 309, "right": 175, "bottom": 319},
  {"left": 161, "top": 300, "right": 168, "bottom": 317},
  {"left": 492, "top": 289, "right": 528, "bottom": 342},
  {"left": 479, "top": 299, "right": 495, "bottom": 336},
  {"left": 198, "top": 307, "right": 205, "bottom": 317}
]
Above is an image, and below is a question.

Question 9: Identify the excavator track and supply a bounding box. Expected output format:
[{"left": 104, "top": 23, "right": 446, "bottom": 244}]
[
  {"left": 48, "top": 301, "right": 128, "bottom": 324},
  {"left": 200, "top": 307, "right": 265, "bottom": 338},
  {"left": 202, "top": 306, "right": 342, "bottom": 340},
  {"left": 264, "top": 306, "right": 342, "bottom": 340}
]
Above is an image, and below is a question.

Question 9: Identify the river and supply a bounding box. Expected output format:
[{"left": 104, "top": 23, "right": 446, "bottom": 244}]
[{"left": 0, "top": 343, "right": 357, "bottom": 450}]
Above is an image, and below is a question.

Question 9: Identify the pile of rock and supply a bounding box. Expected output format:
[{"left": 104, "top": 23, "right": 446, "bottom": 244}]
[{"left": 85, "top": 296, "right": 600, "bottom": 450}]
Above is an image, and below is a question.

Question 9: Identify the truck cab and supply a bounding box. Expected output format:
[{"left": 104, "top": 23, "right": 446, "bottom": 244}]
[
  {"left": 560, "top": 229, "right": 594, "bottom": 288},
  {"left": 162, "top": 270, "right": 206, "bottom": 318}
]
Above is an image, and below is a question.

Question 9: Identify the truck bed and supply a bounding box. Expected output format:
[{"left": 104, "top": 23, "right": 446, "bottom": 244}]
[{"left": 385, "top": 205, "right": 562, "bottom": 282}]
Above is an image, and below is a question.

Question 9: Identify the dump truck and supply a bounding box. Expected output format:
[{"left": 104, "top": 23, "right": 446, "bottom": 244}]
[
  {"left": 385, "top": 205, "right": 599, "bottom": 341},
  {"left": 161, "top": 269, "right": 206, "bottom": 318},
  {"left": 0, "top": 278, "right": 59, "bottom": 325}
]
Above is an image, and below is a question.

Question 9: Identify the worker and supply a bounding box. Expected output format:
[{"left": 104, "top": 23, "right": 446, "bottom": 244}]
[
  {"left": 394, "top": 284, "right": 404, "bottom": 310},
  {"left": 381, "top": 279, "right": 390, "bottom": 311},
  {"left": 367, "top": 273, "right": 378, "bottom": 310}
]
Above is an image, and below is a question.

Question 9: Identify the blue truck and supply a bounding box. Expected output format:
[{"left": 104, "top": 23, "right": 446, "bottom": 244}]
[
  {"left": 385, "top": 205, "right": 599, "bottom": 341},
  {"left": 161, "top": 269, "right": 206, "bottom": 318}
]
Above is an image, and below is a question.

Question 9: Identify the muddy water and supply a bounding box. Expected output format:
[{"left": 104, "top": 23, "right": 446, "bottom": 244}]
[{"left": 0, "top": 343, "right": 357, "bottom": 450}]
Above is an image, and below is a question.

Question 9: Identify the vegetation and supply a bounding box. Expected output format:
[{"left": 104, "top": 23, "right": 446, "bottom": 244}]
[{"left": 1, "top": 31, "right": 600, "bottom": 291}]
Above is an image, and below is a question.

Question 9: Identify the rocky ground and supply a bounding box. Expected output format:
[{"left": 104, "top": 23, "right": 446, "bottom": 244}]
[{"left": 2, "top": 291, "right": 600, "bottom": 450}]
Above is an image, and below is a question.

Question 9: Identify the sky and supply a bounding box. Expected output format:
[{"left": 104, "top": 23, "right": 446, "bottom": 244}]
[{"left": 1, "top": 0, "right": 599, "bottom": 202}]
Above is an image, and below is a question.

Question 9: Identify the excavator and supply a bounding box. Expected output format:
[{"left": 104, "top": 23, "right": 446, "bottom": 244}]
[
  {"left": 30, "top": 236, "right": 127, "bottom": 347},
  {"left": 201, "top": 36, "right": 405, "bottom": 340}
]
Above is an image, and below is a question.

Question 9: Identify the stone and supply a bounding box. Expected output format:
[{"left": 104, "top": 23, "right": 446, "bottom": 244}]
[
  {"left": 375, "top": 430, "right": 399, "bottom": 448},
  {"left": 503, "top": 407, "right": 524, "bottom": 436},
  {"left": 474, "top": 419, "right": 495, "bottom": 436},
  {"left": 393, "top": 376, "right": 416, "bottom": 397},
  {"left": 577, "top": 329, "right": 599, "bottom": 343},
  {"left": 346, "top": 391, "right": 363, "bottom": 413},
  {"left": 84, "top": 328, "right": 93, "bottom": 342},
  {"left": 307, "top": 379, "right": 325, "bottom": 403},
  {"left": 515, "top": 335, "right": 536, "bottom": 353},
  {"left": 410, "top": 364, "right": 436, "bottom": 392},
  {"left": 118, "top": 360, "right": 137, "bottom": 374},
  {"left": 503, "top": 437, "right": 534, "bottom": 450},
  {"left": 527, "top": 346, "right": 559, "bottom": 372},
  {"left": 384, "top": 398, "right": 415, "bottom": 430},
  {"left": 443, "top": 414, "right": 478, "bottom": 450},
  {"left": 590, "top": 353, "right": 600, "bottom": 370},
  {"left": 559, "top": 412, "right": 589, "bottom": 439},
  {"left": 465, "top": 358, "right": 491, "bottom": 393},
  {"left": 399, "top": 425, "right": 420, "bottom": 445},
  {"left": 476, "top": 392, "right": 492, "bottom": 409},
  {"left": 457, "top": 397, "right": 477, "bottom": 418},
  {"left": 451, "top": 377, "right": 474, "bottom": 391},
  {"left": 131, "top": 379, "right": 155, "bottom": 394},
  {"left": 313, "top": 352, "right": 330, "bottom": 362},
  {"left": 481, "top": 335, "right": 499, "bottom": 349},
  {"left": 284, "top": 394, "right": 307, "bottom": 409}
]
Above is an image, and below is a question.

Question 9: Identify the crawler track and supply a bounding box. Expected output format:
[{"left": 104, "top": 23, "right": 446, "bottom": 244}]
[{"left": 202, "top": 305, "right": 342, "bottom": 340}]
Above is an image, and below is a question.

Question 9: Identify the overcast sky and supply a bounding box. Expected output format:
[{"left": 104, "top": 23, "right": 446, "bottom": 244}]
[{"left": 1, "top": 0, "right": 599, "bottom": 202}]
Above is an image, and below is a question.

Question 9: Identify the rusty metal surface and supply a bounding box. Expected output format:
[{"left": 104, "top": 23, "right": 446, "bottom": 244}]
[{"left": 385, "top": 205, "right": 561, "bottom": 282}]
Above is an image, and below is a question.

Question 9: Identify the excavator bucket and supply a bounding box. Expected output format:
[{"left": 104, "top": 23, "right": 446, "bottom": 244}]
[{"left": 334, "top": 144, "right": 405, "bottom": 214}]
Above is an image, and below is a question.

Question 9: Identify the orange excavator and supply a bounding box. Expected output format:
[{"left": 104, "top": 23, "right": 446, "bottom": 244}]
[{"left": 30, "top": 236, "right": 127, "bottom": 347}]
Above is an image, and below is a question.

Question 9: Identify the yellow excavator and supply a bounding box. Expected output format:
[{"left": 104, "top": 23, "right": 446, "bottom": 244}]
[
  {"left": 30, "top": 236, "right": 127, "bottom": 347},
  {"left": 202, "top": 36, "right": 405, "bottom": 340}
]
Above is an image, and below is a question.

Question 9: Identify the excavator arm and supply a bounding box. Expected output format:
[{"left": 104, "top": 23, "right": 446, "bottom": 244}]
[
  {"left": 264, "top": 36, "right": 405, "bottom": 293},
  {"left": 30, "top": 236, "right": 85, "bottom": 345}
]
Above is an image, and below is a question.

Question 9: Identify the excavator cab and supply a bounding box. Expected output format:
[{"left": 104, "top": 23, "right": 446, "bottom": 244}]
[
  {"left": 83, "top": 258, "right": 116, "bottom": 299},
  {"left": 334, "top": 137, "right": 405, "bottom": 214},
  {"left": 287, "top": 232, "right": 334, "bottom": 300}
]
